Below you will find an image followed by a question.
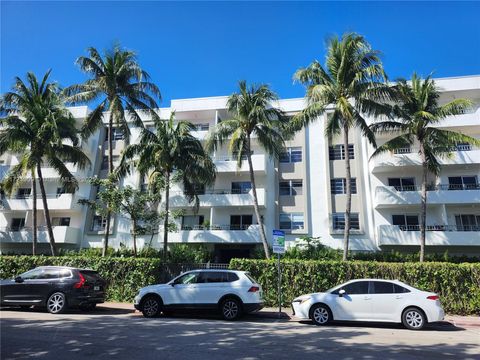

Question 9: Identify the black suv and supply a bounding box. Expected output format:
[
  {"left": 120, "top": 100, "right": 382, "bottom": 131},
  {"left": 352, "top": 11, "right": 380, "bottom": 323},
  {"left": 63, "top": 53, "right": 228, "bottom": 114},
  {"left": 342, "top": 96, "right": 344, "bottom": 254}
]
[{"left": 0, "top": 266, "right": 106, "bottom": 314}]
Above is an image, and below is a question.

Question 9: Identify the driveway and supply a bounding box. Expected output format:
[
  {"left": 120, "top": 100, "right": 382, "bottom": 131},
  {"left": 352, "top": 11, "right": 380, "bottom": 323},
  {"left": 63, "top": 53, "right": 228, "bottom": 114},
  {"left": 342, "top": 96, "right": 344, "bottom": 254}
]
[{"left": 1, "top": 305, "right": 479, "bottom": 360}]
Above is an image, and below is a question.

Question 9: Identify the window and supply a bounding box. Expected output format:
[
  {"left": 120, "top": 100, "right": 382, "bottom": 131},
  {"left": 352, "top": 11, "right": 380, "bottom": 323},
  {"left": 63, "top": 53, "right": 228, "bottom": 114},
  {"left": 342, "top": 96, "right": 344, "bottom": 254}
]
[
  {"left": 101, "top": 156, "right": 120, "bottom": 170},
  {"left": 393, "top": 147, "right": 412, "bottom": 154},
  {"left": 18, "top": 268, "right": 43, "bottom": 280},
  {"left": 372, "top": 281, "right": 394, "bottom": 294},
  {"left": 56, "top": 186, "right": 74, "bottom": 196},
  {"left": 91, "top": 215, "right": 107, "bottom": 231},
  {"left": 392, "top": 214, "right": 419, "bottom": 231},
  {"left": 329, "top": 144, "right": 354, "bottom": 160},
  {"left": 388, "top": 177, "right": 416, "bottom": 191},
  {"left": 231, "top": 182, "right": 252, "bottom": 194},
  {"left": 335, "top": 281, "right": 369, "bottom": 295},
  {"left": 332, "top": 213, "right": 360, "bottom": 230},
  {"left": 16, "top": 188, "right": 31, "bottom": 199},
  {"left": 448, "top": 176, "right": 478, "bottom": 190},
  {"left": 280, "top": 147, "right": 302, "bottom": 163},
  {"left": 52, "top": 217, "right": 71, "bottom": 226},
  {"left": 104, "top": 128, "right": 124, "bottom": 141},
  {"left": 330, "top": 178, "right": 357, "bottom": 195},
  {"left": 394, "top": 284, "right": 411, "bottom": 293},
  {"left": 279, "top": 180, "right": 303, "bottom": 196},
  {"left": 455, "top": 214, "right": 480, "bottom": 231},
  {"left": 11, "top": 218, "right": 26, "bottom": 231},
  {"left": 173, "top": 272, "right": 200, "bottom": 285},
  {"left": 200, "top": 272, "right": 239, "bottom": 283},
  {"left": 230, "top": 215, "right": 253, "bottom": 230},
  {"left": 193, "top": 123, "right": 209, "bottom": 131},
  {"left": 279, "top": 213, "right": 304, "bottom": 230},
  {"left": 182, "top": 215, "right": 205, "bottom": 230}
]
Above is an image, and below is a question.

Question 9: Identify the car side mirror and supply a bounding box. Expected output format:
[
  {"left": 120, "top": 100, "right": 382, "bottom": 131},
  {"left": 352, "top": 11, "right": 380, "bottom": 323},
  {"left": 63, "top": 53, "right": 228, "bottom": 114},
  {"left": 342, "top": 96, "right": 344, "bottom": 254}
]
[
  {"left": 14, "top": 276, "right": 24, "bottom": 283},
  {"left": 338, "top": 289, "right": 346, "bottom": 297}
]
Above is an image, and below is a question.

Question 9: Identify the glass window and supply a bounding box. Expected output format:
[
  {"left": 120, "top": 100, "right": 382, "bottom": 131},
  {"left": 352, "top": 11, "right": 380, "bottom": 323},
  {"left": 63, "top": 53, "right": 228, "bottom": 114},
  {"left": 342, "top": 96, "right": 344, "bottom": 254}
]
[
  {"left": 204, "top": 272, "right": 228, "bottom": 283},
  {"left": 388, "top": 178, "right": 416, "bottom": 191},
  {"left": 331, "top": 178, "right": 357, "bottom": 195},
  {"left": 230, "top": 215, "right": 253, "bottom": 230},
  {"left": 449, "top": 176, "right": 478, "bottom": 190},
  {"left": 455, "top": 214, "right": 480, "bottom": 231},
  {"left": 105, "top": 128, "right": 124, "bottom": 141},
  {"left": 279, "top": 213, "right": 304, "bottom": 230},
  {"left": 392, "top": 214, "right": 419, "bottom": 231},
  {"left": 37, "top": 269, "right": 62, "bottom": 280},
  {"left": 11, "top": 218, "right": 26, "bottom": 231},
  {"left": 329, "top": 144, "right": 354, "bottom": 160},
  {"left": 16, "top": 188, "right": 31, "bottom": 199},
  {"left": 279, "top": 182, "right": 291, "bottom": 196},
  {"left": 174, "top": 272, "right": 199, "bottom": 285},
  {"left": 394, "top": 284, "right": 410, "bottom": 293},
  {"left": 332, "top": 213, "right": 360, "bottom": 230},
  {"left": 372, "top": 281, "right": 394, "bottom": 294},
  {"left": 279, "top": 147, "right": 302, "bottom": 163},
  {"left": 279, "top": 180, "right": 303, "bottom": 196},
  {"left": 341, "top": 281, "right": 369, "bottom": 295},
  {"left": 91, "top": 215, "right": 107, "bottom": 231},
  {"left": 231, "top": 182, "right": 252, "bottom": 194},
  {"left": 19, "top": 268, "right": 43, "bottom": 280},
  {"left": 52, "top": 217, "right": 71, "bottom": 226}
]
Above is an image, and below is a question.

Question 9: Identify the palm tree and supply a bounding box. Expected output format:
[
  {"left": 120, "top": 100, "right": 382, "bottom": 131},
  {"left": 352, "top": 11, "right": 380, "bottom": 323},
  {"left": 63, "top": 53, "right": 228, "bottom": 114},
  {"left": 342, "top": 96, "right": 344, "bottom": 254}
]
[
  {"left": 116, "top": 113, "right": 216, "bottom": 261},
  {"left": 292, "top": 32, "right": 392, "bottom": 261},
  {"left": 206, "top": 81, "right": 288, "bottom": 259},
  {"left": 64, "top": 45, "right": 161, "bottom": 256},
  {"left": 370, "top": 74, "right": 480, "bottom": 262},
  {"left": 0, "top": 70, "right": 90, "bottom": 256}
]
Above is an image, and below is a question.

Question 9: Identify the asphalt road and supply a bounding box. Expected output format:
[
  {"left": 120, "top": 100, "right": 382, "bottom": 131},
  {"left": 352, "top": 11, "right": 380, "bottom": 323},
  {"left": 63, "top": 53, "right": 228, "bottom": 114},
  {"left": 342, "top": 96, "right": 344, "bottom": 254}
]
[{"left": 1, "top": 306, "right": 479, "bottom": 360}]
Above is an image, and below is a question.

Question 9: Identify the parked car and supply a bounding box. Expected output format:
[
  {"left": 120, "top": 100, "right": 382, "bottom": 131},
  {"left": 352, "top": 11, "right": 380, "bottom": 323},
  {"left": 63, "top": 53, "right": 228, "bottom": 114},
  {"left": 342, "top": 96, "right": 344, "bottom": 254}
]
[
  {"left": 134, "top": 269, "right": 263, "bottom": 320},
  {"left": 292, "top": 279, "right": 444, "bottom": 330},
  {"left": 0, "top": 266, "right": 106, "bottom": 314}
]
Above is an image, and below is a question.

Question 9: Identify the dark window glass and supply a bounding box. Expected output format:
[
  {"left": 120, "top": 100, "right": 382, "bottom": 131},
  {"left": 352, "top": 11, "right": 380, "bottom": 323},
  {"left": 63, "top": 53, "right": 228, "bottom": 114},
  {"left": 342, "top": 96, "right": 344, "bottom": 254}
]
[
  {"left": 11, "top": 218, "right": 26, "bottom": 231},
  {"left": 329, "top": 144, "right": 354, "bottom": 160},
  {"left": 393, "top": 284, "right": 411, "bottom": 293},
  {"left": 80, "top": 270, "right": 101, "bottom": 282},
  {"left": 231, "top": 182, "right": 252, "bottom": 194},
  {"left": 279, "top": 182, "right": 291, "bottom": 196},
  {"left": 342, "top": 281, "right": 369, "bottom": 295},
  {"left": 37, "top": 269, "right": 61, "bottom": 279},
  {"left": 174, "top": 272, "right": 199, "bottom": 285},
  {"left": 372, "top": 281, "right": 394, "bottom": 294},
  {"left": 205, "top": 272, "right": 227, "bottom": 283},
  {"left": 332, "top": 213, "right": 360, "bottom": 230},
  {"left": 227, "top": 273, "right": 239, "bottom": 282},
  {"left": 19, "top": 268, "right": 43, "bottom": 280}
]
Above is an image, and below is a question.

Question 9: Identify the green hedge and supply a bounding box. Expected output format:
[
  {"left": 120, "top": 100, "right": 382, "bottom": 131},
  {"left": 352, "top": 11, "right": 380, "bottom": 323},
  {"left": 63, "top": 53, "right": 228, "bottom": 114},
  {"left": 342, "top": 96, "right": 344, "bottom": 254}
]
[
  {"left": 0, "top": 256, "right": 162, "bottom": 302},
  {"left": 230, "top": 259, "right": 480, "bottom": 315}
]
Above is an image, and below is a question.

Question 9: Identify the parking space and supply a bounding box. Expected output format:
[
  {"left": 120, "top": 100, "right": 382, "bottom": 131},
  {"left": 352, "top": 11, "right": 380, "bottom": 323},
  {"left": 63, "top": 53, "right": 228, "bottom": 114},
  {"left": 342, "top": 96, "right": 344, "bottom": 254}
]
[{"left": 1, "top": 305, "right": 479, "bottom": 360}]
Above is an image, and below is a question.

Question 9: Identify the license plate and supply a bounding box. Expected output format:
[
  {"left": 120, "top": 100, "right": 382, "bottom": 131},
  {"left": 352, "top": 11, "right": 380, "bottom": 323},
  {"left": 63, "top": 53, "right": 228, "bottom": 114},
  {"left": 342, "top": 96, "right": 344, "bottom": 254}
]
[{"left": 94, "top": 286, "right": 100, "bottom": 291}]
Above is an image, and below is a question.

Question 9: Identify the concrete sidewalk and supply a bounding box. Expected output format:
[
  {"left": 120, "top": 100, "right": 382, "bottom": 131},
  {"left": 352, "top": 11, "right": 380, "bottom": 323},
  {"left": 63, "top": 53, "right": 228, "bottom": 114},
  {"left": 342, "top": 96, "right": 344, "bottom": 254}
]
[{"left": 98, "top": 302, "right": 480, "bottom": 328}]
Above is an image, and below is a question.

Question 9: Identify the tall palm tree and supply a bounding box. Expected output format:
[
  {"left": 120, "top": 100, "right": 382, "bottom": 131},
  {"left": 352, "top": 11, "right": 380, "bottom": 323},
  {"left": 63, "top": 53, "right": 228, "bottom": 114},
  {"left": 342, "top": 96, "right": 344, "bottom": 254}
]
[
  {"left": 206, "top": 81, "right": 288, "bottom": 259},
  {"left": 64, "top": 45, "right": 161, "bottom": 256},
  {"left": 116, "top": 113, "right": 216, "bottom": 261},
  {"left": 292, "top": 32, "right": 392, "bottom": 261},
  {"left": 370, "top": 74, "right": 480, "bottom": 262},
  {"left": 0, "top": 70, "right": 90, "bottom": 255}
]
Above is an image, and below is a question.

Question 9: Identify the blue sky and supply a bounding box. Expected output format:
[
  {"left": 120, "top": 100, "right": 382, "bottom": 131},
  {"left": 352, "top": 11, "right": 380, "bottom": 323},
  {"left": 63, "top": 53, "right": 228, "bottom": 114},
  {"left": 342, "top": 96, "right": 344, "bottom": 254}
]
[{"left": 1, "top": 1, "right": 479, "bottom": 105}]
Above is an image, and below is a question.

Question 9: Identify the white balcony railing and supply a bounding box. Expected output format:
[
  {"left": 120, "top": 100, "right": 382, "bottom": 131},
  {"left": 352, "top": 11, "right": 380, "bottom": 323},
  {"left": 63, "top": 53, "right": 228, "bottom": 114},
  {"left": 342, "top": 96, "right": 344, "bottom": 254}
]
[
  {"left": 169, "top": 188, "right": 265, "bottom": 208},
  {"left": 213, "top": 154, "right": 266, "bottom": 173},
  {"left": 374, "top": 185, "right": 480, "bottom": 208},
  {"left": 377, "top": 225, "right": 480, "bottom": 246},
  {"left": 2, "top": 193, "right": 81, "bottom": 211},
  {"left": 168, "top": 224, "right": 261, "bottom": 244},
  {"left": 0, "top": 226, "right": 81, "bottom": 244}
]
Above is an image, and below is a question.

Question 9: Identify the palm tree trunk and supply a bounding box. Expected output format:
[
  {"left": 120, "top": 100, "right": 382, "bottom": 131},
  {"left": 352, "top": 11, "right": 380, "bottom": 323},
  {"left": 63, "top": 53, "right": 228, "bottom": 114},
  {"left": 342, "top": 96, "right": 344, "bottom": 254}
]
[
  {"left": 102, "top": 120, "right": 114, "bottom": 257},
  {"left": 419, "top": 144, "right": 428, "bottom": 262},
  {"left": 163, "top": 171, "right": 170, "bottom": 262},
  {"left": 132, "top": 219, "right": 138, "bottom": 258},
  {"left": 36, "top": 164, "right": 56, "bottom": 256},
  {"left": 342, "top": 126, "right": 352, "bottom": 261},
  {"left": 247, "top": 137, "right": 270, "bottom": 259},
  {"left": 31, "top": 169, "right": 37, "bottom": 256}
]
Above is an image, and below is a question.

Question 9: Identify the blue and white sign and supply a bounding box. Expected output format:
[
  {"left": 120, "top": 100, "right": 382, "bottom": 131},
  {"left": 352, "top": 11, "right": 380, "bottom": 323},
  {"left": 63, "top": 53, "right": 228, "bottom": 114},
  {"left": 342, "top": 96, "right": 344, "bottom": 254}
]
[{"left": 272, "top": 230, "right": 286, "bottom": 254}]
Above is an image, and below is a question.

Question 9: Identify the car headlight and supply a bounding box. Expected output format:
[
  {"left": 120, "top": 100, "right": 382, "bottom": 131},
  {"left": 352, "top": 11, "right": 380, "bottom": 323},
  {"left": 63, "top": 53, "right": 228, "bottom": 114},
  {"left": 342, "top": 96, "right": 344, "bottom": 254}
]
[{"left": 293, "top": 296, "right": 311, "bottom": 304}]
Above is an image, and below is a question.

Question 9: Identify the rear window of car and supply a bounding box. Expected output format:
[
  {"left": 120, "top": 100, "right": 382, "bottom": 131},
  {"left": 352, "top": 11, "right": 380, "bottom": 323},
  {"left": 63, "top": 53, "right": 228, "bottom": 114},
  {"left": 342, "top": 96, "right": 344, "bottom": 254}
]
[
  {"left": 372, "top": 281, "right": 395, "bottom": 294},
  {"left": 80, "top": 270, "right": 102, "bottom": 282},
  {"left": 202, "top": 272, "right": 239, "bottom": 283},
  {"left": 394, "top": 283, "right": 411, "bottom": 293},
  {"left": 245, "top": 273, "right": 258, "bottom": 284}
]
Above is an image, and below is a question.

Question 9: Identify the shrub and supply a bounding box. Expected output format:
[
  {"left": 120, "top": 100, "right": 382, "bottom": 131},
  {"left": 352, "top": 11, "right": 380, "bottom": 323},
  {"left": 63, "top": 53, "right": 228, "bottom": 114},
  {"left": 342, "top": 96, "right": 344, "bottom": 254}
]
[{"left": 230, "top": 258, "right": 480, "bottom": 315}]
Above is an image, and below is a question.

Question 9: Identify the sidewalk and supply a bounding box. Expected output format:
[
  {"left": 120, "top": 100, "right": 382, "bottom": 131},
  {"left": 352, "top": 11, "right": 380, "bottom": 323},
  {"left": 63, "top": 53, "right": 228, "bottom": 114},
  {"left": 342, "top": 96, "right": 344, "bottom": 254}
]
[{"left": 99, "top": 302, "right": 480, "bottom": 328}]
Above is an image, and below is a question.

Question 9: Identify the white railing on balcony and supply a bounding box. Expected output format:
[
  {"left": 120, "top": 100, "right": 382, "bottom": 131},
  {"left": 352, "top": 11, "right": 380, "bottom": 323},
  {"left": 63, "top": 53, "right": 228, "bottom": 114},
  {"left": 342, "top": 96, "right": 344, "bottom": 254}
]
[{"left": 0, "top": 226, "right": 81, "bottom": 244}]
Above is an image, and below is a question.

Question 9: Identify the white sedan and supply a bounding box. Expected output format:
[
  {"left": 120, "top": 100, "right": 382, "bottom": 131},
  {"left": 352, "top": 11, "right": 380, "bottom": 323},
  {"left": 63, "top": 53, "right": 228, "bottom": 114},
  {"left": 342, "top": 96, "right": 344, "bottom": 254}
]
[{"left": 292, "top": 279, "right": 444, "bottom": 330}]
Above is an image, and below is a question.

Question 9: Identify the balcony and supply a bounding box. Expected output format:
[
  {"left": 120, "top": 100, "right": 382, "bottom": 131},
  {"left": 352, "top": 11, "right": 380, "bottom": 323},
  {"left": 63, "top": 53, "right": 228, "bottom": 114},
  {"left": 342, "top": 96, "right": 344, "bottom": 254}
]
[
  {"left": 169, "top": 188, "right": 265, "bottom": 208},
  {"left": 377, "top": 225, "right": 480, "bottom": 246},
  {"left": 0, "top": 226, "right": 81, "bottom": 244},
  {"left": 2, "top": 193, "right": 81, "bottom": 211},
  {"left": 168, "top": 224, "right": 261, "bottom": 244},
  {"left": 213, "top": 154, "right": 266, "bottom": 173},
  {"left": 371, "top": 146, "right": 480, "bottom": 173},
  {"left": 374, "top": 184, "right": 480, "bottom": 208}
]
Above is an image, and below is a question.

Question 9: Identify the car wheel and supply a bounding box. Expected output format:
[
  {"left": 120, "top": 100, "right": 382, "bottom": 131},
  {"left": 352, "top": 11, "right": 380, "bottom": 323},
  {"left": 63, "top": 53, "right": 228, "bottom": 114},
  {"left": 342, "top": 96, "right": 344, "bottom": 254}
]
[
  {"left": 221, "top": 298, "right": 242, "bottom": 321},
  {"left": 47, "top": 292, "right": 67, "bottom": 314},
  {"left": 141, "top": 296, "right": 162, "bottom": 318},
  {"left": 402, "top": 307, "right": 426, "bottom": 330},
  {"left": 310, "top": 304, "right": 332, "bottom": 326}
]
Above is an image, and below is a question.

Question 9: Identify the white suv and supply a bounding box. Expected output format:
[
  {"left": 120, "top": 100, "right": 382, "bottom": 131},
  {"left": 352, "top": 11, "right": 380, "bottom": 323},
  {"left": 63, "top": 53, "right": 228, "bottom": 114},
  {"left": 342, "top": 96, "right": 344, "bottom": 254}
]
[{"left": 134, "top": 270, "right": 263, "bottom": 320}]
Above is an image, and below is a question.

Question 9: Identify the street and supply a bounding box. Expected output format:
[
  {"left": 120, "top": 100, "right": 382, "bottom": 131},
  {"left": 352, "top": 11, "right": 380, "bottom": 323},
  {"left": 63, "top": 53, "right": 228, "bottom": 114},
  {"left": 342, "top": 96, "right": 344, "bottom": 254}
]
[{"left": 1, "top": 305, "right": 479, "bottom": 360}]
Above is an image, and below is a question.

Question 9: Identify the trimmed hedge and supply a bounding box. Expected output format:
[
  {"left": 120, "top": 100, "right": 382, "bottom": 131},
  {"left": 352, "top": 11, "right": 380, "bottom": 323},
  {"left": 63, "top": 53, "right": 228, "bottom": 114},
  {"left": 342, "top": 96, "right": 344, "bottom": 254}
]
[
  {"left": 230, "top": 259, "right": 480, "bottom": 315},
  {"left": 0, "top": 256, "right": 162, "bottom": 302}
]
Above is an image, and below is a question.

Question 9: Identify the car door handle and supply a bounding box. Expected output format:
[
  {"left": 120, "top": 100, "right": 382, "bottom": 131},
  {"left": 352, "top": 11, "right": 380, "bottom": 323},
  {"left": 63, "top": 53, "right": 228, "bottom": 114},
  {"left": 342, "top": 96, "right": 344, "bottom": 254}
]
[
  {"left": 363, "top": 296, "right": 371, "bottom": 300},
  {"left": 395, "top": 295, "right": 403, "bottom": 299}
]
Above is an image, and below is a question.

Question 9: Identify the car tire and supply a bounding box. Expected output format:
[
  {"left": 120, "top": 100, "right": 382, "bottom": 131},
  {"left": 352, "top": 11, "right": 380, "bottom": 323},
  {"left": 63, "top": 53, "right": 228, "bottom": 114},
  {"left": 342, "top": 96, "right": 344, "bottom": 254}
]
[
  {"left": 220, "top": 298, "right": 242, "bottom": 321},
  {"left": 402, "top": 307, "right": 426, "bottom": 330},
  {"left": 141, "top": 295, "right": 162, "bottom": 318},
  {"left": 310, "top": 304, "right": 332, "bottom": 326},
  {"left": 46, "top": 292, "right": 67, "bottom": 314}
]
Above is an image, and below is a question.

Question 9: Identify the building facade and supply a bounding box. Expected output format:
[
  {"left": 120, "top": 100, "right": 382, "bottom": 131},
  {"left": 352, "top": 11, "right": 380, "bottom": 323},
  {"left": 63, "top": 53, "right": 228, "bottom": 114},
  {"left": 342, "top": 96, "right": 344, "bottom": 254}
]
[{"left": 1, "top": 75, "right": 479, "bottom": 258}]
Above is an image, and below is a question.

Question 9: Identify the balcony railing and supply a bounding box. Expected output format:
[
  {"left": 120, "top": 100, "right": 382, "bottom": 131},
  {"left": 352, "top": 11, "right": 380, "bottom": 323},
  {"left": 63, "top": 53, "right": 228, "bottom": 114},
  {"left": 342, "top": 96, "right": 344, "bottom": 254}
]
[
  {"left": 180, "top": 224, "right": 257, "bottom": 231},
  {"left": 8, "top": 193, "right": 75, "bottom": 200},
  {"left": 391, "top": 145, "right": 477, "bottom": 155},
  {"left": 395, "top": 225, "right": 480, "bottom": 232},
  {"left": 171, "top": 189, "right": 253, "bottom": 196},
  {"left": 385, "top": 184, "right": 480, "bottom": 192}
]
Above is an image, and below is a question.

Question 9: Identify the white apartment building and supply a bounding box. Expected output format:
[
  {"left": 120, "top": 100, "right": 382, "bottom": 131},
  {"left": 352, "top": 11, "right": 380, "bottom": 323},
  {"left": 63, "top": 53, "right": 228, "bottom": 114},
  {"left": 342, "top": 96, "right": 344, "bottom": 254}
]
[{"left": 1, "top": 75, "right": 479, "bottom": 259}]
